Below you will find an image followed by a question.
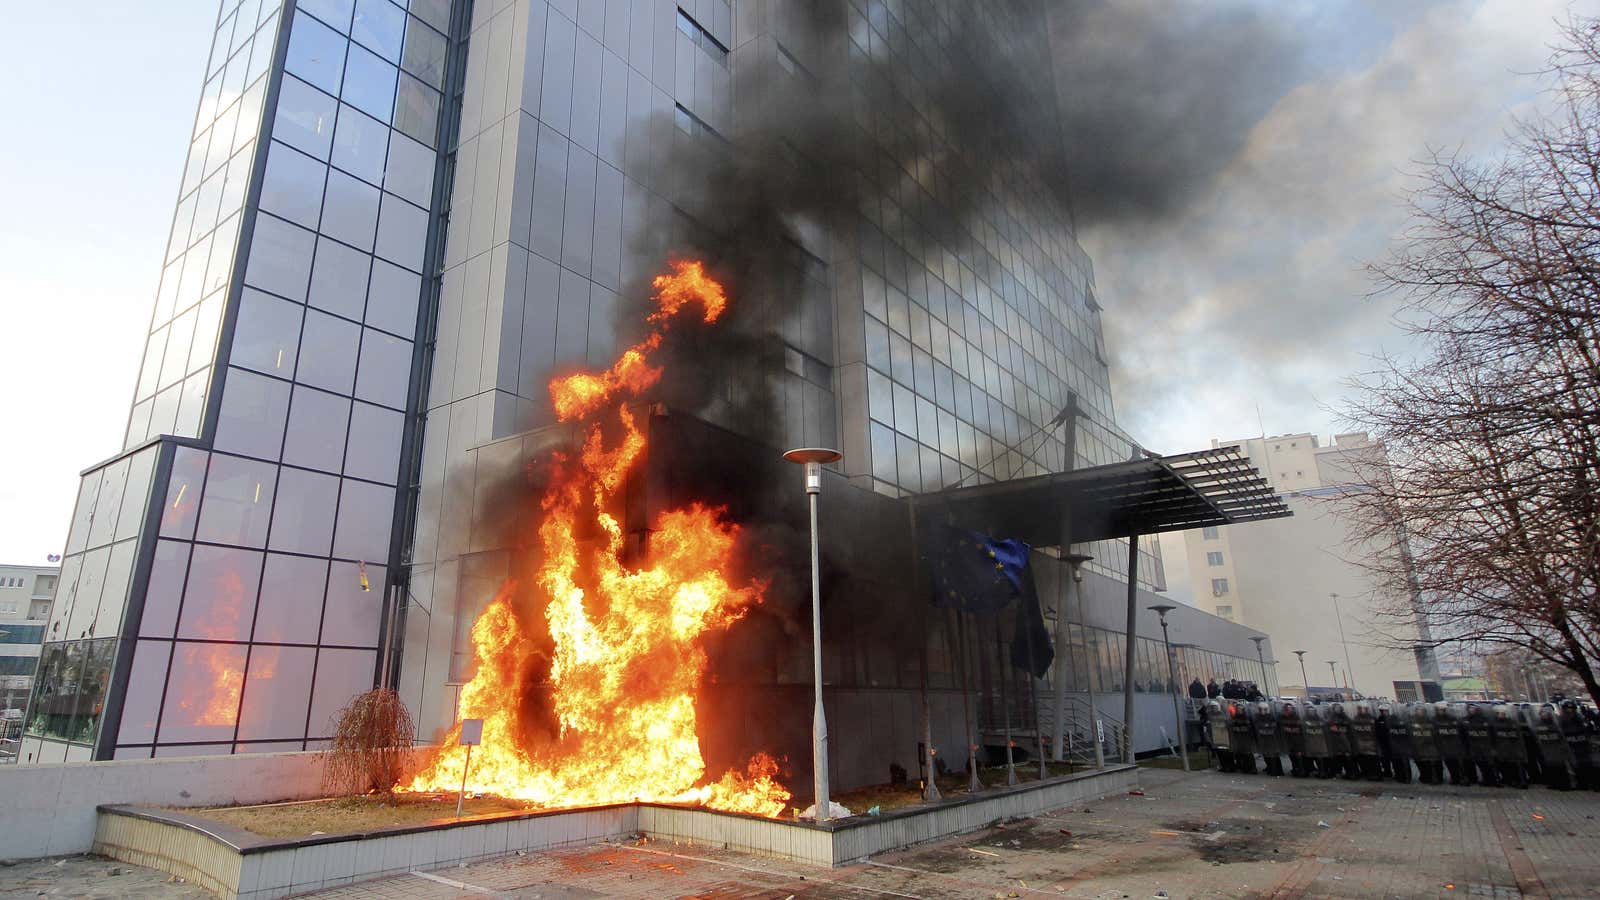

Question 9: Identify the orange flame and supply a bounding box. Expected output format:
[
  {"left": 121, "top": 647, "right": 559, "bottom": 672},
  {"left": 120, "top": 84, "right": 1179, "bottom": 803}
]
[{"left": 406, "top": 260, "right": 790, "bottom": 817}]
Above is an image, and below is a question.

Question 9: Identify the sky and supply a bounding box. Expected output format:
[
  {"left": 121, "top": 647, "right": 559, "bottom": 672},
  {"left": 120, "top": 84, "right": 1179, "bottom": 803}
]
[{"left": 0, "top": 1, "right": 1593, "bottom": 585}]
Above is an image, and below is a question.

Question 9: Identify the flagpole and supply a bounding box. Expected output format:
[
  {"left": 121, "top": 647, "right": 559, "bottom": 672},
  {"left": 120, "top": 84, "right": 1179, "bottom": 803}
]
[
  {"left": 952, "top": 607, "right": 983, "bottom": 791},
  {"left": 907, "top": 502, "right": 941, "bottom": 802},
  {"left": 995, "top": 616, "right": 1019, "bottom": 786}
]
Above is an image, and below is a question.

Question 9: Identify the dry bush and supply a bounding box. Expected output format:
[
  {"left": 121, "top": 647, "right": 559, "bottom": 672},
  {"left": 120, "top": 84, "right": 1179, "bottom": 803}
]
[{"left": 321, "top": 688, "right": 415, "bottom": 798}]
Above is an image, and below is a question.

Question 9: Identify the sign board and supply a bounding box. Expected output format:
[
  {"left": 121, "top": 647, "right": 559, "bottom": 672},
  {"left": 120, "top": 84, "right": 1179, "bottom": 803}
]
[{"left": 460, "top": 718, "right": 484, "bottom": 746}]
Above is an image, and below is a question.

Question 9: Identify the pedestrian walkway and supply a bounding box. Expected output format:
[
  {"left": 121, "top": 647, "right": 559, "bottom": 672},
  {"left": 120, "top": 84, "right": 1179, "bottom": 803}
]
[{"left": 7, "top": 769, "right": 1599, "bottom": 897}]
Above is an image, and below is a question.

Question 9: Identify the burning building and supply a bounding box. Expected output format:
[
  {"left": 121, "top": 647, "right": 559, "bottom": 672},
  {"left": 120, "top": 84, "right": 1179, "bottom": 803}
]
[{"left": 24, "top": 0, "right": 1287, "bottom": 807}]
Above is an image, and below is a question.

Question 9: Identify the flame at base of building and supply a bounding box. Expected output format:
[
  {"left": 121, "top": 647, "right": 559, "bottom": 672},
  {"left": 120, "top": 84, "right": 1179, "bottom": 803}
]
[{"left": 405, "top": 262, "right": 791, "bottom": 818}]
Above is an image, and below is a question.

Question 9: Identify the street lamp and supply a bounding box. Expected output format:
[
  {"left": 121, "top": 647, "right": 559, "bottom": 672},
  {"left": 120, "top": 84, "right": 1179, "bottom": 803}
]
[
  {"left": 1293, "top": 650, "right": 1310, "bottom": 699},
  {"left": 1326, "top": 660, "right": 1340, "bottom": 697},
  {"left": 783, "top": 447, "right": 841, "bottom": 823},
  {"left": 1250, "top": 636, "right": 1269, "bottom": 695},
  {"left": 1147, "top": 604, "right": 1189, "bottom": 772},
  {"left": 1329, "top": 593, "right": 1357, "bottom": 695},
  {"left": 1052, "top": 552, "right": 1097, "bottom": 768}
]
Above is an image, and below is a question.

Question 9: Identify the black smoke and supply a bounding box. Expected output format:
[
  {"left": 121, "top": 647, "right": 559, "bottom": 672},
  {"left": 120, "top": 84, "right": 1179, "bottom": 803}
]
[{"left": 615, "top": 0, "right": 1301, "bottom": 435}]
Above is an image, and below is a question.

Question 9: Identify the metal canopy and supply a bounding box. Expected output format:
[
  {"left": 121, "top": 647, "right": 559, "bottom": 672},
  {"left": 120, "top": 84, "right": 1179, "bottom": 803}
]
[{"left": 910, "top": 445, "right": 1291, "bottom": 546}]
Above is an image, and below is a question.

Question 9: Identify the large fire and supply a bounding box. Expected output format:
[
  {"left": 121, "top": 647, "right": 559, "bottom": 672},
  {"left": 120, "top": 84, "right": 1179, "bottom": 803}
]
[{"left": 405, "top": 261, "right": 789, "bottom": 817}]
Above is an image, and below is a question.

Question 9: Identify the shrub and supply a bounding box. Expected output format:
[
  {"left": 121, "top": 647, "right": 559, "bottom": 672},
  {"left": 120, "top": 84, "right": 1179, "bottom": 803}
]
[{"left": 321, "top": 688, "right": 415, "bottom": 797}]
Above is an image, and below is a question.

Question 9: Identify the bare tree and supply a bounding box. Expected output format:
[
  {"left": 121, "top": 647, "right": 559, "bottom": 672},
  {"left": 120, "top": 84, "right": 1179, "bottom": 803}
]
[{"left": 1343, "top": 16, "right": 1600, "bottom": 707}]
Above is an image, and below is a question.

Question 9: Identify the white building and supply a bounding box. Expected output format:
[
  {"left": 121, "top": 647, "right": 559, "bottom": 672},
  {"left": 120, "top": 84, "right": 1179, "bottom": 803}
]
[
  {"left": 0, "top": 564, "right": 57, "bottom": 759},
  {"left": 1181, "top": 432, "right": 1440, "bottom": 701}
]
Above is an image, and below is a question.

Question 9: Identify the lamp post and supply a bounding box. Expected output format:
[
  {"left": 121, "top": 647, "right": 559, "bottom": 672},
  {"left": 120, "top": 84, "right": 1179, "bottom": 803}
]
[
  {"left": 1293, "top": 650, "right": 1310, "bottom": 699},
  {"left": 1326, "top": 660, "right": 1339, "bottom": 698},
  {"left": 1329, "top": 592, "right": 1357, "bottom": 696},
  {"left": 783, "top": 447, "right": 842, "bottom": 823},
  {"left": 1250, "top": 636, "right": 1269, "bottom": 695},
  {"left": 1052, "top": 552, "right": 1096, "bottom": 767},
  {"left": 1147, "top": 604, "right": 1189, "bottom": 771}
]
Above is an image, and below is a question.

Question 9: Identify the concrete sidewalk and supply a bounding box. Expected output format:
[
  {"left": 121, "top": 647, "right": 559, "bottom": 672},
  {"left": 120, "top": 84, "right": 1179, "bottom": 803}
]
[{"left": 8, "top": 767, "right": 1599, "bottom": 897}]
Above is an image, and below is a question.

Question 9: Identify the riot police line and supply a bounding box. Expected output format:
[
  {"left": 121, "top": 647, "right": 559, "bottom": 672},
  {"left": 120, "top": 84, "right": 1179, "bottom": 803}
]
[{"left": 1199, "top": 697, "right": 1600, "bottom": 790}]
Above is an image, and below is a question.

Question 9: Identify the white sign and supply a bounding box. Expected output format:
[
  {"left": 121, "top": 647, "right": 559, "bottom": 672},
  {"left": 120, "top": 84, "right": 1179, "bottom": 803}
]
[{"left": 460, "top": 718, "right": 484, "bottom": 746}]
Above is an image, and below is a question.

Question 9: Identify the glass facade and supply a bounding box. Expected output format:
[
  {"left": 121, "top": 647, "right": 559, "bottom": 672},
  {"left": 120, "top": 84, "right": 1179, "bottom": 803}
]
[{"left": 25, "top": 0, "right": 460, "bottom": 763}]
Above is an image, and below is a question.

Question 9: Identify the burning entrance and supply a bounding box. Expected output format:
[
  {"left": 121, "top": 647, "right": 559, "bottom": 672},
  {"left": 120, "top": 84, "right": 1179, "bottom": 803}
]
[{"left": 405, "top": 261, "right": 790, "bottom": 818}]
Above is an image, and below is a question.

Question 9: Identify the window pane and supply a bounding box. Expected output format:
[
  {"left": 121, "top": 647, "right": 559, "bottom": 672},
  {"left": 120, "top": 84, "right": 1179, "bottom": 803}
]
[
  {"left": 116, "top": 640, "right": 173, "bottom": 745},
  {"left": 323, "top": 559, "right": 383, "bottom": 646},
  {"left": 213, "top": 367, "right": 290, "bottom": 460},
  {"left": 231, "top": 288, "right": 303, "bottom": 377},
  {"left": 400, "top": 15, "right": 447, "bottom": 88},
  {"left": 282, "top": 385, "right": 352, "bottom": 473},
  {"left": 319, "top": 169, "right": 380, "bottom": 251},
  {"left": 259, "top": 141, "right": 327, "bottom": 229},
  {"left": 365, "top": 258, "right": 420, "bottom": 335},
  {"left": 331, "top": 103, "right": 389, "bottom": 186},
  {"left": 341, "top": 44, "right": 397, "bottom": 122},
  {"left": 351, "top": 0, "right": 404, "bottom": 62},
  {"left": 160, "top": 641, "right": 248, "bottom": 743},
  {"left": 285, "top": 10, "right": 347, "bottom": 95},
  {"left": 383, "top": 131, "right": 434, "bottom": 207},
  {"left": 268, "top": 466, "right": 339, "bottom": 556},
  {"left": 236, "top": 645, "right": 317, "bottom": 742},
  {"left": 161, "top": 447, "right": 209, "bottom": 540},
  {"left": 253, "top": 553, "right": 329, "bottom": 644},
  {"left": 332, "top": 478, "right": 393, "bottom": 562},
  {"left": 374, "top": 195, "right": 426, "bottom": 271},
  {"left": 86, "top": 459, "right": 130, "bottom": 550},
  {"left": 195, "top": 453, "right": 277, "bottom": 547},
  {"left": 354, "top": 329, "right": 411, "bottom": 409},
  {"left": 189, "top": 292, "right": 225, "bottom": 373},
  {"left": 177, "top": 543, "right": 263, "bottom": 642},
  {"left": 115, "top": 447, "right": 158, "bottom": 541},
  {"left": 245, "top": 214, "right": 316, "bottom": 302},
  {"left": 393, "top": 72, "right": 439, "bottom": 147},
  {"left": 343, "top": 401, "right": 402, "bottom": 483},
  {"left": 301, "top": 0, "right": 355, "bottom": 32},
  {"left": 308, "top": 235, "right": 371, "bottom": 320},
  {"left": 139, "top": 539, "right": 192, "bottom": 638},
  {"left": 274, "top": 75, "right": 337, "bottom": 160},
  {"left": 296, "top": 310, "right": 360, "bottom": 394},
  {"left": 307, "top": 647, "right": 376, "bottom": 738}
]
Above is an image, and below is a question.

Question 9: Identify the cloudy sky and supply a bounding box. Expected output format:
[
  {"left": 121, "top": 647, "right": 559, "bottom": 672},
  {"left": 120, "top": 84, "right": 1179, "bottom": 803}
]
[{"left": 0, "top": 0, "right": 1594, "bottom": 584}]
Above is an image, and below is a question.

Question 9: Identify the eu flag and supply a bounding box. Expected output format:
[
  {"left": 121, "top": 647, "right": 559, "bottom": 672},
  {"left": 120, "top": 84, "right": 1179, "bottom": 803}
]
[
  {"left": 928, "top": 526, "right": 1027, "bottom": 613},
  {"left": 926, "top": 526, "right": 1054, "bottom": 677}
]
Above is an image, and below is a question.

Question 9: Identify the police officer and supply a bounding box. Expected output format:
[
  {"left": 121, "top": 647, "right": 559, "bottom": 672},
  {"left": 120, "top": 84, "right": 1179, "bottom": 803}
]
[
  {"left": 1325, "top": 702, "right": 1357, "bottom": 779},
  {"left": 1490, "top": 704, "right": 1530, "bottom": 789},
  {"left": 1253, "top": 700, "right": 1284, "bottom": 776},
  {"left": 1380, "top": 703, "right": 1414, "bottom": 784},
  {"left": 1206, "top": 698, "right": 1234, "bottom": 772},
  {"left": 1410, "top": 702, "right": 1444, "bottom": 785},
  {"left": 1349, "top": 701, "right": 1382, "bottom": 780},
  {"left": 1463, "top": 703, "right": 1499, "bottom": 785},
  {"left": 1533, "top": 703, "right": 1573, "bottom": 790},
  {"left": 1558, "top": 701, "right": 1596, "bottom": 790},
  {"left": 1439, "top": 703, "right": 1475, "bottom": 785},
  {"left": 1279, "top": 699, "right": 1308, "bottom": 777},
  {"left": 1228, "top": 700, "right": 1257, "bottom": 775},
  {"left": 1301, "top": 702, "right": 1332, "bottom": 778},
  {"left": 1517, "top": 702, "right": 1544, "bottom": 785}
]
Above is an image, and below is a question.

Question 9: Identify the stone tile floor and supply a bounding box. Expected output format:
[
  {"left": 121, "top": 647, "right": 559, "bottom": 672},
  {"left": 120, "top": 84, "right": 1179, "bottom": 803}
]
[{"left": 7, "top": 767, "right": 1600, "bottom": 898}]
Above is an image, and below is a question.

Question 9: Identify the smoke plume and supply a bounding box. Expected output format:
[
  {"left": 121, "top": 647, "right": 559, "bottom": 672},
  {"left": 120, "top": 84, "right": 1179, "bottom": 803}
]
[{"left": 616, "top": 0, "right": 1302, "bottom": 435}]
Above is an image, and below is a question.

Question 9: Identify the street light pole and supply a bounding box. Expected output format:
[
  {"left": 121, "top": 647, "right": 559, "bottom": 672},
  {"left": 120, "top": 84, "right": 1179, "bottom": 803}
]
[
  {"left": 1052, "top": 552, "right": 1094, "bottom": 766},
  {"left": 784, "top": 447, "right": 842, "bottom": 823},
  {"left": 1294, "top": 650, "right": 1310, "bottom": 699},
  {"left": 1148, "top": 604, "right": 1189, "bottom": 771},
  {"left": 1330, "top": 592, "right": 1357, "bottom": 696},
  {"left": 1326, "top": 660, "right": 1339, "bottom": 698}
]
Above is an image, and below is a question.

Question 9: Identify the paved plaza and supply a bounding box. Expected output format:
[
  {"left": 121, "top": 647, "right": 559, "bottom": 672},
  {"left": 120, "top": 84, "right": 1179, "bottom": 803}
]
[{"left": 6, "top": 766, "right": 1600, "bottom": 898}]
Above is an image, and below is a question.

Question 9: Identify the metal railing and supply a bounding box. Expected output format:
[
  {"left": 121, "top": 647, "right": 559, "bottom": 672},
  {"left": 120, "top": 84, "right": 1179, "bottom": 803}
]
[{"left": 1034, "top": 692, "right": 1126, "bottom": 766}]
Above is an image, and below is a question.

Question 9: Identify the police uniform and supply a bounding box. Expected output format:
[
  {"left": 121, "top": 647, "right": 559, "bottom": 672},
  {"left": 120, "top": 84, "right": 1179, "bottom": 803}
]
[
  {"left": 1380, "top": 704, "right": 1414, "bottom": 784},
  {"left": 1534, "top": 703, "right": 1573, "bottom": 791},
  {"left": 1349, "top": 701, "right": 1382, "bottom": 780},
  {"left": 1206, "top": 699, "right": 1234, "bottom": 772},
  {"left": 1325, "top": 702, "right": 1357, "bottom": 780},
  {"left": 1409, "top": 702, "right": 1445, "bottom": 785},
  {"left": 1228, "top": 701, "right": 1257, "bottom": 775},
  {"left": 1252, "top": 701, "right": 1284, "bottom": 776},
  {"left": 1301, "top": 702, "right": 1332, "bottom": 778},
  {"left": 1279, "top": 700, "right": 1308, "bottom": 777}
]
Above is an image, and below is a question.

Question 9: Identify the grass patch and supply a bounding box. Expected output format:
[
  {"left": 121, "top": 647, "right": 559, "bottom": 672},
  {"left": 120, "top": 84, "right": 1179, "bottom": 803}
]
[{"left": 174, "top": 793, "right": 538, "bottom": 839}]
